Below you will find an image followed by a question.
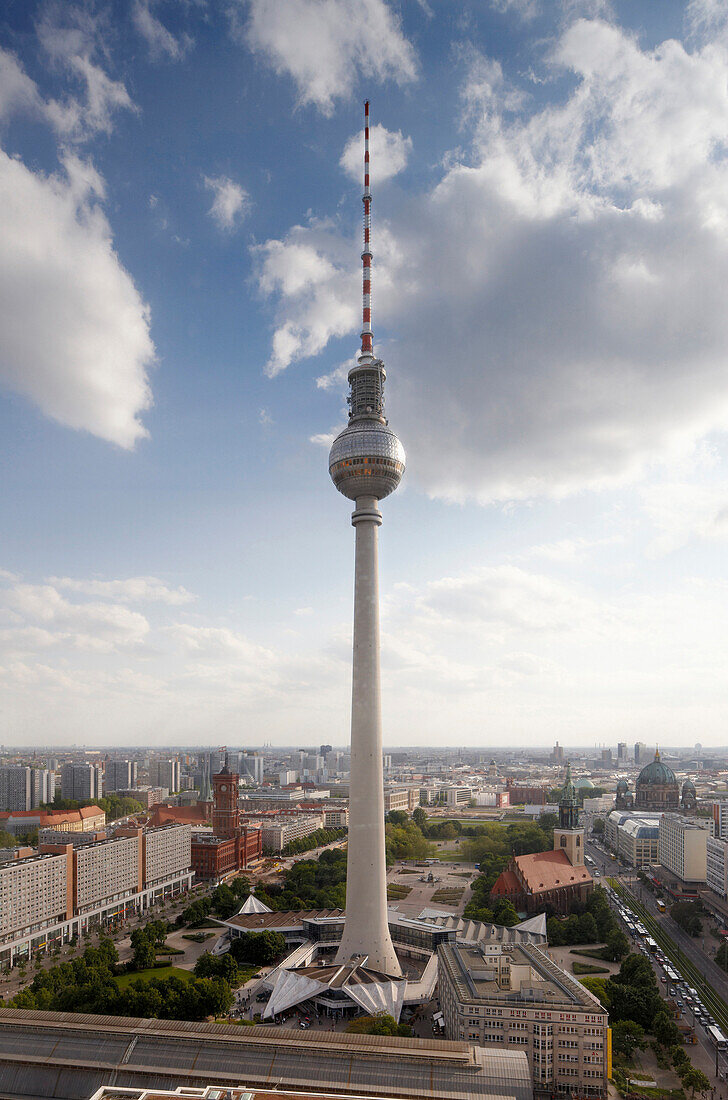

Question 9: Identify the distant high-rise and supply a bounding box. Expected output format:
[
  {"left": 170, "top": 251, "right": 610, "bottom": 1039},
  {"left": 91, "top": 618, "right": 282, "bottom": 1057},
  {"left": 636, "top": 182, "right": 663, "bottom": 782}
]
[
  {"left": 61, "top": 764, "right": 102, "bottom": 802},
  {"left": 552, "top": 742, "right": 565, "bottom": 763},
  {"left": 617, "top": 742, "right": 628, "bottom": 762},
  {"left": 105, "top": 760, "right": 138, "bottom": 793},
  {"left": 239, "top": 753, "right": 263, "bottom": 784},
  {"left": 0, "top": 767, "right": 32, "bottom": 812},
  {"left": 150, "top": 758, "right": 180, "bottom": 793},
  {"left": 601, "top": 749, "right": 612, "bottom": 766},
  {"left": 634, "top": 741, "right": 649, "bottom": 765},
  {"left": 328, "top": 103, "right": 405, "bottom": 976}
]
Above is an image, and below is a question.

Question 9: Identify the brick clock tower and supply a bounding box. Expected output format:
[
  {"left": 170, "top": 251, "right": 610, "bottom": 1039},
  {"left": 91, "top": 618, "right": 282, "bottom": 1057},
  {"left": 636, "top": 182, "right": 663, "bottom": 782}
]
[{"left": 212, "top": 754, "right": 240, "bottom": 839}]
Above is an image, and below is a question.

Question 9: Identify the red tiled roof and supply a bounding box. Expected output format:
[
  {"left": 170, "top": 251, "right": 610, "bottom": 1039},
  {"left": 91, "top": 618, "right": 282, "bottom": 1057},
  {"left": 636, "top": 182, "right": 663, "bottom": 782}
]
[
  {"left": 149, "top": 804, "right": 210, "bottom": 827},
  {"left": 514, "top": 849, "right": 593, "bottom": 894},
  {"left": 490, "top": 869, "right": 521, "bottom": 897}
]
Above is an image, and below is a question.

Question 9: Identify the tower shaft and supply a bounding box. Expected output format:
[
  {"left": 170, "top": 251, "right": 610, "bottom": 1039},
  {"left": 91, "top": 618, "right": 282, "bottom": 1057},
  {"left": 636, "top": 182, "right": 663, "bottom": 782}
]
[{"left": 335, "top": 496, "right": 400, "bottom": 974}]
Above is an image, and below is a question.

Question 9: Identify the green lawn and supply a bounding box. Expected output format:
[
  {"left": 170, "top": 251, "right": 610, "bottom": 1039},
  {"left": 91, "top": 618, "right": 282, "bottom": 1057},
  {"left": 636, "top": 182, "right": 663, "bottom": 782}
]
[{"left": 115, "top": 966, "right": 192, "bottom": 988}]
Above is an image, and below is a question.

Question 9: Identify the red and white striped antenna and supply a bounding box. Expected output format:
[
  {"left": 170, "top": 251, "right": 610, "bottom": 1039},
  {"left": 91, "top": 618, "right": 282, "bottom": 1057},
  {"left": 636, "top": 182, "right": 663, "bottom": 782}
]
[{"left": 361, "top": 100, "right": 373, "bottom": 358}]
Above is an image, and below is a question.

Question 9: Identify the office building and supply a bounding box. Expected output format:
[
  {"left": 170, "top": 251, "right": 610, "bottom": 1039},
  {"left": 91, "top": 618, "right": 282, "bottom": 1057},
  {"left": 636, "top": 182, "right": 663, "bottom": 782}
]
[
  {"left": 119, "top": 786, "right": 166, "bottom": 809},
  {"left": 707, "top": 836, "right": 728, "bottom": 899},
  {"left": 0, "top": 823, "right": 192, "bottom": 966},
  {"left": 438, "top": 940, "right": 608, "bottom": 1098},
  {"left": 239, "top": 753, "right": 264, "bottom": 784},
  {"left": 634, "top": 742, "right": 649, "bottom": 765},
  {"left": 383, "top": 787, "right": 409, "bottom": 812},
  {"left": 600, "top": 749, "right": 612, "bottom": 766},
  {"left": 446, "top": 786, "right": 473, "bottom": 807},
  {"left": 105, "top": 760, "right": 138, "bottom": 792},
  {"left": 61, "top": 764, "right": 103, "bottom": 802},
  {"left": 658, "top": 814, "right": 708, "bottom": 883},
  {"left": 552, "top": 742, "right": 565, "bottom": 763},
  {"left": 249, "top": 814, "right": 323, "bottom": 853},
  {"left": 605, "top": 810, "right": 661, "bottom": 868},
  {"left": 617, "top": 742, "right": 628, "bottom": 762},
  {"left": 713, "top": 802, "right": 728, "bottom": 839}
]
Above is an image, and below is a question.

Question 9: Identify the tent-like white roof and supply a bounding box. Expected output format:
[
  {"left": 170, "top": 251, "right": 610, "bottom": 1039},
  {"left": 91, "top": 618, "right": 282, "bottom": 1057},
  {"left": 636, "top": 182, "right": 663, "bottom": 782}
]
[{"left": 238, "top": 893, "right": 272, "bottom": 915}]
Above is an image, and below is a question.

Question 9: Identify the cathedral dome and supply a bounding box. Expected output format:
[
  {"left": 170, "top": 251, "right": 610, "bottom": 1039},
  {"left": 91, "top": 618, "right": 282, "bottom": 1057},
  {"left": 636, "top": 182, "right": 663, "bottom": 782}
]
[
  {"left": 682, "top": 778, "right": 696, "bottom": 792},
  {"left": 637, "top": 750, "right": 676, "bottom": 787},
  {"left": 575, "top": 778, "right": 594, "bottom": 790},
  {"left": 616, "top": 779, "right": 629, "bottom": 794}
]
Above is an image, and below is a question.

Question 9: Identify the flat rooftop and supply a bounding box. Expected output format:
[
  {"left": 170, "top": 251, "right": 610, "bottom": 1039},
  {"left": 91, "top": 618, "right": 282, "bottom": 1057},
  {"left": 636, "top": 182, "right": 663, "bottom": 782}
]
[
  {"left": 438, "top": 942, "right": 607, "bottom": 1013},
  {"left": 0, "top": 1008, "right": 532, "bottom": 1100}
]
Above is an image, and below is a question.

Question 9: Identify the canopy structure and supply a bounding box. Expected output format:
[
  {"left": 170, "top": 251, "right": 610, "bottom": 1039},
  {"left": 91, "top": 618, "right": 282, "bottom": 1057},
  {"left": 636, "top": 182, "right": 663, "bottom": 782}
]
[
  {"left": 238, "top": 893, "right": 272, "bottom": 915},
  {"left": 263, "top": 958, "right": 406, "bottom": 1021}
]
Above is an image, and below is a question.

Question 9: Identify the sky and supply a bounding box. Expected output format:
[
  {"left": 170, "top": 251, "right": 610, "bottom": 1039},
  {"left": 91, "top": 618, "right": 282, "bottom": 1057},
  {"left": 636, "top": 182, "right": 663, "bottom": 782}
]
[{"left": 1, "top": 0, "right": 728, "bottom": 750}]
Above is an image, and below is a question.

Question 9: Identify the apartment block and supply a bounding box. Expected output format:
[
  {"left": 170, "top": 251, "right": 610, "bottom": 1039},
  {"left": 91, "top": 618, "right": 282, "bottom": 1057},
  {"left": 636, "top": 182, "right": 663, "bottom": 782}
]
[
  {"left": 659, "top": 814, "right": 709, "bottom": 883},
  {"left": 0, "top": 823, "right": 193, "bottom": 967},
  {"left": 0, "top": 849, "right": 72, "bottom": 947},
  {"left": 61, "top": 764, "right": 103, "bottom": 802},
  {"left": 713, "top": 802, "right": 728, "bottom": 840},
  {"left": 119, "top": 786, "right": 166, "bottom": 809},
  {"left": 0, "top": 767, "right": 32, "bottom": 811},
  {"left": 144, "top": 822, "right": 192, "bottom": 888},
  {"left": 250, "top": 814, "right": 324, "bottom": 852},
  {"left": 149, "top": 759, "right": 181, "bottom": 794},
  {"left": 438, "top": 940, "right": 608, "bottom": 1098},
  {"left": 105, "top": 760, "right": 138, "bottom": 793}
]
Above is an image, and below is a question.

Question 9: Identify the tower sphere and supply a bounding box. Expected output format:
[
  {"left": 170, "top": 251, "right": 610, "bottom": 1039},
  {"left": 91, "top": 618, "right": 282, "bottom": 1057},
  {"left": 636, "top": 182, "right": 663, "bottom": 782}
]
[{"left": 329, "top": 420, "right": 405, "bottom": 501}]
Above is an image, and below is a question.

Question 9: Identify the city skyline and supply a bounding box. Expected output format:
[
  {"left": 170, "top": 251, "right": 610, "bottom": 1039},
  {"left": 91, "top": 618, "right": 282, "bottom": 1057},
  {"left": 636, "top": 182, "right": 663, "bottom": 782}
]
[{"left": 2, "top": 1, "right": 728, "bottom": 747}]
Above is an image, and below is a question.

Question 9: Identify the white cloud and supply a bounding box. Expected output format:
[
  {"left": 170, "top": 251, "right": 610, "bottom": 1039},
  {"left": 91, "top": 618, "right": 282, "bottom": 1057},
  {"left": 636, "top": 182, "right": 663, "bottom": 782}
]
[
  {"left": 0, "top": 149, "right": 154, "bottom": 447},
  {"left": 204, "top": 174, "right": 250, "bottom": 231},
  {"left": 340, "top": 124, "right": 412, "bottom": 184},
  {"left": 132, "top": 0, "right": 193, "bottom": 61},
  {"left": 239, "top": 0, "right": 417, "bottom": 114},
  {"left": 259, "top": 17, "right": 728, "bottom": 503},
  {"left": 0, "top": 47, "right": 44, "bottom": 122},
  {"left": 642, "top": 478, "right": 728, "bottom": 557},
  {"left": 491, "top": 0, "right": 540, "bottom": 22},
  {"left": 1, "top": 583, "right": 151, "bottom": 652},
  {"left": 49, "top": 576, "right": 195, "bottom": 605},
  {"left": 37, "top": 5, "right": 135, "bottom": 141}
]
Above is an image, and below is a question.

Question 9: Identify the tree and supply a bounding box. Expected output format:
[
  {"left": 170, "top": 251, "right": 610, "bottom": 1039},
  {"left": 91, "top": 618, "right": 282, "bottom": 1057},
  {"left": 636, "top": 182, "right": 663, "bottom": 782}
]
[
  {"left": 346, "top": 1013, "right": 412, "bottom": 1037},
  {"left": 385, "top": 810, "right": 409, "bottom": 826},
  {"left": 605, "top": 930, "right": 630, "bottom": 961},
  {"left": 653, "top": 1011, "right": 680, "bottom": 1049},
  {"left": 578, "top": 976, "right": 610, "bottom": 1008},
  {"left": 0, "top": 830, "right": 16, "bottom": 848},
  {"left": 611, "top": 1020, "right": 646, "bottom": 1059},
  {"left": 591, "top": 818, "right": 605, "bottom": 835},
  {"left": 194, "top": 952, "right": 239, "bottom": 985},
  {"left": 671, "top": 1047, "right": 689, "bottom": 1070},
  {"left": 412, "top": 807, "right": 428, "bottom": 831},
  {"left": 130, "top": 928, "right": 156, "bottom": 971},
  {"left": 679, "top": 1065, "right": 711, "bottom": 1099},
  {"left": 492, "top": 899, "right": 519, "bottom": 927},
  {"left": 229, "top": 931, "right": 286, "bottom": 966},
  {"left": 671, "top": 901, "right": 703, "bottom": 937},
  {"left": 717, "top": 941, "right": 728, "bottom": 971}
]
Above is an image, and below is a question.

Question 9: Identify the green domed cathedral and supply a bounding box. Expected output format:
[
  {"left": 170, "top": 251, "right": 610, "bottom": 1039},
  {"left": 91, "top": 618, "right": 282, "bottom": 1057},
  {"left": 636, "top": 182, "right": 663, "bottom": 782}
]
[{"left": 634, "top": 748, "right": 679, "bottom": 811}]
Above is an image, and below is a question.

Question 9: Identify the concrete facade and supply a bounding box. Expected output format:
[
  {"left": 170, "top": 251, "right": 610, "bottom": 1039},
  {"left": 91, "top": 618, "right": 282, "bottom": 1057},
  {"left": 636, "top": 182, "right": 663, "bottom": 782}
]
[
  {"left": 438, "top": 941, "right": 608, "bottom": 1098},
  {"left": 658, "top": 814, "right": 709, "bottom": 883}
]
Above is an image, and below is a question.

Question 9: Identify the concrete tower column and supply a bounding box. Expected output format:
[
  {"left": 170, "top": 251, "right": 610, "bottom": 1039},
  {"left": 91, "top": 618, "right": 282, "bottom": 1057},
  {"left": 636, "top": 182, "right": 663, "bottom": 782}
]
[{"left": 335, "top": 495, "right": 400, "bottom": 975}]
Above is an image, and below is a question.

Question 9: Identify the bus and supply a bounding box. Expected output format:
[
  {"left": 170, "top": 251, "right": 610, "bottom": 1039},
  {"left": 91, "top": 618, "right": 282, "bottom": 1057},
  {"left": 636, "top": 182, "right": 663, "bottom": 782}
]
[
  {"left": 707, "top": 1025, "right": 728, "bottom": 1051},
  {"left": 656, "top": 900, "right": 666, "bottom": 912},
  {"left": 585, "top": 855, "right": 595, "bottom": 866}
]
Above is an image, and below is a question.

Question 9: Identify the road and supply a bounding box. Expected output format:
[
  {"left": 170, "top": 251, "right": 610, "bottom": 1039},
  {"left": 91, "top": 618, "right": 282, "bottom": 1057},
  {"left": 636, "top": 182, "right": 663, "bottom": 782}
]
[{"left": 584, "top": 832, "right": 728, "bottom": 1084}]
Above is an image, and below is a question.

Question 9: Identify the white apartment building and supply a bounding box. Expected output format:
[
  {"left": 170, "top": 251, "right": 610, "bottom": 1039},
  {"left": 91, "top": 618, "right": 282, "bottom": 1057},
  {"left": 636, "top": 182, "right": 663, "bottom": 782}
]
[
  {"left": 145, "top": 823, "right": 192, "bottom": 888},
  {"left": 149, "top": 759, "right": 180, "bottom": 793},
  {"left": 105, "top": 760, "right": 138, "bottom": 792},
  {"left": 74, "top": 834, "right": 142, "bottom": 913},
  {"left": 0, "top": 851, "right": 70, "bottom": 946},
  {"left": 0, "top": 767, "right": 32, "bottom": 811},
  {"left": 707, "top": 836, "right": 728, "bottom": 899},
  {"left": 659, "top": 814, "right": 709, "bottom": 883},
  {"left": 0, "top": 824, "right": 192, "bottom": 967},
  {"left": 713, "top": 802, "right": 728, "bottom": 839},
  {"left": 438, "top": 940, "right": 608, "bottom": 1098}
]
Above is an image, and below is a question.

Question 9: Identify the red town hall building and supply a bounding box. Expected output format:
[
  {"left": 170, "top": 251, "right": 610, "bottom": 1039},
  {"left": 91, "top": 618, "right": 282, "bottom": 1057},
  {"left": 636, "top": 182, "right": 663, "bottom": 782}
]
[{"left": 190, "top": 757, "right": 262, "bottom": 881}]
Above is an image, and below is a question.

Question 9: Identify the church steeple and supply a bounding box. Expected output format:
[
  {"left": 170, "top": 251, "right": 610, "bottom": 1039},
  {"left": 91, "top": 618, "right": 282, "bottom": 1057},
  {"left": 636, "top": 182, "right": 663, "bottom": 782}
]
[{"left": 558, "top": 762, "right": 580, "bottom": 831}]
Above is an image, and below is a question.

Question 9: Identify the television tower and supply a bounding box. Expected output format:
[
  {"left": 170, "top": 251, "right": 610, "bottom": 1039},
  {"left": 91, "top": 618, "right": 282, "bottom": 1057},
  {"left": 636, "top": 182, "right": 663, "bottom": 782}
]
[{"left": 329, "top": 101, "right": 405, "bottom": 976}]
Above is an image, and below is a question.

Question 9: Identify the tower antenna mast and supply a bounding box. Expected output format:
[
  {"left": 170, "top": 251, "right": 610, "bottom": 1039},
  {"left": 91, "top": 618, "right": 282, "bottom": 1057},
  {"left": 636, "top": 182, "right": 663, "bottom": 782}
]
[{"left": 361, "top": 100, "right": 373, "bottom": 358}]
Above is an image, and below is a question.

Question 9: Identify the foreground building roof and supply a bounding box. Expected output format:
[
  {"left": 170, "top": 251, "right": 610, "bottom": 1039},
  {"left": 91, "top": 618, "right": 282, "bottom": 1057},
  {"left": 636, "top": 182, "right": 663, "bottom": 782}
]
[
  {"left": 0, "top": 1009, "right": 532, "bottom": 1100},
  {"left": 264, "top": 959, "right": 406, "bottom": 1020}
]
